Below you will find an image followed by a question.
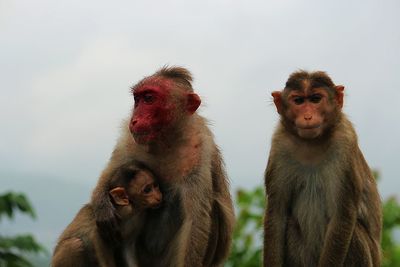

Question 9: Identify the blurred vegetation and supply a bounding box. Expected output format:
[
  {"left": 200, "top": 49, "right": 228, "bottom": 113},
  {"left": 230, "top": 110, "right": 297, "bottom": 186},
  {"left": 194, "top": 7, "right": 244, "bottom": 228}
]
[
  {"left": 225, "top": 186, "right": 265, "bottom": 267},
  {"left": 0, "top": 192, "right": 46, "bottom": 267},
  {"left": 382, "top": 197, "right": 400, "bottom": 266},
  {"left": 226, "top": 172, "right": 400, "bottom": 267}
]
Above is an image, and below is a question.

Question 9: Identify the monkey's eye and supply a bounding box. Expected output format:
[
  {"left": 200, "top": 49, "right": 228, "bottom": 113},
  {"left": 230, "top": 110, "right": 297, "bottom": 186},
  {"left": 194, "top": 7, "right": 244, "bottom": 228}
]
[
  {"left": 309, "top": 94, "right": 322, "bottom": 103},
  {"left": 143, "top": 93, "right": 155, "bottom": 104},
  {"left": 293, "top": 97, "right": 305, "bottom": 105},
  {"left": 134, "top": 95, "right": 139, "bottom": 106},
  {"left": 143, "top": 185, "right": 153, "bottom": 194}
]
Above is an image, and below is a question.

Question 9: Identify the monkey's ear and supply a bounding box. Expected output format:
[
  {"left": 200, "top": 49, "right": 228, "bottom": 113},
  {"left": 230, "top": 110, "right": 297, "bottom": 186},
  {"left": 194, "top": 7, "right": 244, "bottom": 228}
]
[
  {"left": 109, "top": 187, "right": 129, "bottom": 206},
  {"left": 271, "top": 91, "right": 283, "bottom": 114},
  {"left": 335, "top": 85, "right": 345, "bottom": 108},
  {"left": 186, "top": 93, "right": 201, "bottom": 114}
]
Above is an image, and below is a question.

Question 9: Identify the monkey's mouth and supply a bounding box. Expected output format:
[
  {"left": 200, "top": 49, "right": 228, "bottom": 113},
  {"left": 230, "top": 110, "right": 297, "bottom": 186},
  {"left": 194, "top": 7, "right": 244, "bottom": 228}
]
[
  {"left": 296, "top": 125, "right": 323, "bottom": 139},
  {"left": 151, "top": 203, "right": 163, "bottom": 209},
  {"left": 297, "top": 124, "right": 321, "bottom": 130},
  {"left": 132, "top": 131, "right": 156, "bottom": 144},
  {"left": 132, "top": 129, "right": 150, "bottom": 136}
]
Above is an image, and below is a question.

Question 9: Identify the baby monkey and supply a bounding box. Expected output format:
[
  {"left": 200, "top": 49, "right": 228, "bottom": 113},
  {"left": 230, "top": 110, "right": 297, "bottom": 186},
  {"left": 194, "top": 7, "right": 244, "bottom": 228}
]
[{"left": 52, "top": 163, "right": 162, "bottom": 267}]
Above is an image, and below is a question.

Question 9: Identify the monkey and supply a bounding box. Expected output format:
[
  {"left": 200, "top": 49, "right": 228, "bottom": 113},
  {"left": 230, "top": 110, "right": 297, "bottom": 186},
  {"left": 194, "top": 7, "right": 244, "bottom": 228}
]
[
  {"left": 263, "top": 70, "right": 382, "bottom": 267},
  {"left": 52, "top": 163, "right": 162, "bottom": 267},
  {"left": 109, "top": 164, "right": 162, "bottom": 267},
  {"left": 90, "top": 66, "right": 235, "bottom": 267}
]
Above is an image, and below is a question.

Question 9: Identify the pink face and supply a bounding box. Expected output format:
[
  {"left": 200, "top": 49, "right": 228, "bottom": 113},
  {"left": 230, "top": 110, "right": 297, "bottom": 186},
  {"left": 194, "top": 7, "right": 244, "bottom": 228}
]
[
  {"left": 285, "top": 88, "right": 333, "bottom": 139},
  {"left": 129, "top": 80, "right": 176, "bottom": 144},
  {"left": 273, "top": 85, "right": 344, "bottom": 140}
]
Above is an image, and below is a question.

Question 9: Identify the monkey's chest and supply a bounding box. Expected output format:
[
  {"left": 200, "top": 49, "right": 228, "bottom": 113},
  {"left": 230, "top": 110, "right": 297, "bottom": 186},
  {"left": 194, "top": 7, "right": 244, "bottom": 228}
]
[
  {"left": 149, "top": 138, "right": 202, "bottom": 181},
  {"left": 290, "top": 179, "right": 330, "bottom": 238},
  {"left": 285, "top": 172, "right": 337, "bottom": 264}
]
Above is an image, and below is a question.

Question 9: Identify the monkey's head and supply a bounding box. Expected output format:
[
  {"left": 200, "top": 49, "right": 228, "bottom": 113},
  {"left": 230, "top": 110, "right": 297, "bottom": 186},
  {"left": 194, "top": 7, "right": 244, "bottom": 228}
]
[
  {"left": 272, "top": 70, "right": 344, "bottom": 140},
  {"left": 109, "top": 169, "right": 162, "bottom": 211},
  {"left": 129, "top": 66, "right": 201, "bottom": 144}
]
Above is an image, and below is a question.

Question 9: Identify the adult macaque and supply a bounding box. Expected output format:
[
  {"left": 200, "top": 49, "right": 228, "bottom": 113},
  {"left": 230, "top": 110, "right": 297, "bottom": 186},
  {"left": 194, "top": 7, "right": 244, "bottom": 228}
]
[
  {"left": 263, "top": 70, "right": 382, "bottom": 267},
  {"left": 52, "top": 164, "right": 162, "bottom": 267},
  {"left": 91, "top": 66, "right": 234, "bottom": 267}
]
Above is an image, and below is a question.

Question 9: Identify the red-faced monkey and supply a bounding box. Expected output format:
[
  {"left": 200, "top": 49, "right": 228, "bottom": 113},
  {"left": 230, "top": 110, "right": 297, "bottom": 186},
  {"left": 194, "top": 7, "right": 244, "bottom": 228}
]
[
  {"left": 91, "top": 66, "right": 234, "bottom": 267},
  {"left": 263, "top": 70, "right": 382, "bottom": 267},
  {"left": 52, "top": 164, "right": 162, "bottom": 267}
]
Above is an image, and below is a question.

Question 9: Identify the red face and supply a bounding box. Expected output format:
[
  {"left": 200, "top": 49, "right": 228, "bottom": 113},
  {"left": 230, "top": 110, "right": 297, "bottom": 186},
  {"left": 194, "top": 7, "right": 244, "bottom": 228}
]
[
  {"left": 129, "top": 78, "right": 201, "bottom": 144},
  {"left": 129, "top": 80, "right": 175, "bottom": 144},
  {"left": 272, "top": 86, "right": 344, "bottom": 139}
]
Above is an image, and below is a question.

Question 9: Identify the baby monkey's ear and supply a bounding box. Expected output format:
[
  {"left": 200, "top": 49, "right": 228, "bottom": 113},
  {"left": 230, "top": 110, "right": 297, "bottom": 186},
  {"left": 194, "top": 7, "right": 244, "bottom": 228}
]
[{"left": 109, "top": 187, "right": 129, "bottom": 206}]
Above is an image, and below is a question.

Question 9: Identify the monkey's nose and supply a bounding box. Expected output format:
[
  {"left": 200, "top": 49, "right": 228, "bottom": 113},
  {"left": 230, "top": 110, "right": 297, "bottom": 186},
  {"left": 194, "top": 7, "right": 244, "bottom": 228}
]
[
  {"left": 129, "top": 120, "right": 137, "bottom": 133},
  {"left": 304, "top": 114, "right": 312, "bottom": 121}
]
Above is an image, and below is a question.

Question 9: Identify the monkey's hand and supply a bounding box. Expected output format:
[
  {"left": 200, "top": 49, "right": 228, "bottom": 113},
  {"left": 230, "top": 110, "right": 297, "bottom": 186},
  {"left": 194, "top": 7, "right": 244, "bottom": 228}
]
[{"left": 95, "top": 201, "right": 122, "bottom": 244}]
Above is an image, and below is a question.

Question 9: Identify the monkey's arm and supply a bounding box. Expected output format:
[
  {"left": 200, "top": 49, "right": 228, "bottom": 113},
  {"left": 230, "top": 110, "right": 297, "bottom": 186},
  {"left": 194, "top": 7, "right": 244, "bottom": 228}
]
[
  {"left": 318, "top": 166, "right": 362, "bottom": 267},
  {"left": 263, "top": 162, "right": 287, "bottom": 267},
  {"left": 90, "top": 152, "right": 123, "bottom": 243},
  {"left": 52, "top": 238, "right": 91, "bottom": 267},
  {"left": 177, "top": 148, "right": 234, "bottom": 267},
  {"left": 204, "top": 147, "right": 235, "bottom": 266},
  {"left": 177, "top": 181, "right": 213, "bottom": 267},
  {"left": 263, "top": 203, "right": 287, "bottom": 267}
]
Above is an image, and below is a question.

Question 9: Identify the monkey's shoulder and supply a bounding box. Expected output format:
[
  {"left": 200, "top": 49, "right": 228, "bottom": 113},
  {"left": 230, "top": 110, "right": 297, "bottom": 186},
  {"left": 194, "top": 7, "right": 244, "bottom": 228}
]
[
  {"left": 57, "top": 204, "right": 98, "bottom": 242},
  {"left": 53, "top": 204, "right": 101, "bottom": 266}
]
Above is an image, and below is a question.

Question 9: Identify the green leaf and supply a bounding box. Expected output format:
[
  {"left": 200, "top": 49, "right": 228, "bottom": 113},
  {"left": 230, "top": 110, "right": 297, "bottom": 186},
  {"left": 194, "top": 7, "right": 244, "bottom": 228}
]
[
  {"left": 0, "top": 192, "right": 36, "bottom": 221},
  {"left": 0, "top": 191, "right": 46, "bottom": 267},
  {"left": 0, "top": 251, "right": 34, "bottom": 267},
  {"left": 0, "top": 235, "right": 45, "bottom": 253}
]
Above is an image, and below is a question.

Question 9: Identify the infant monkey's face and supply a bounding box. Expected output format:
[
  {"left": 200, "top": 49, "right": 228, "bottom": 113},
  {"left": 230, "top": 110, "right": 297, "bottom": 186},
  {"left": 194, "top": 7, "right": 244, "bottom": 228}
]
[{"left": 128, "top": 170, "right": 162, "bottom": 209}]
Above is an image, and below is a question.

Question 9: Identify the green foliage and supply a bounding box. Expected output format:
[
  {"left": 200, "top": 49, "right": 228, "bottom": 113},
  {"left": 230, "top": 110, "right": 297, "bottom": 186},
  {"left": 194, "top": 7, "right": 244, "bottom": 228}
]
[
  {"left": 381, "top": 197, "right": 400, "bottom": 267},
  {"left": 227, "top": 183, "right": 400, "bottom": 266},
  {"left": 0, "top": 193, "right": 36, "bottom": 221},
  {"left": 225, "top": 187, "right": 265, "bottom": 267},
  {"left": 0, "top": 192, "right": 45, "bottom": 267}
]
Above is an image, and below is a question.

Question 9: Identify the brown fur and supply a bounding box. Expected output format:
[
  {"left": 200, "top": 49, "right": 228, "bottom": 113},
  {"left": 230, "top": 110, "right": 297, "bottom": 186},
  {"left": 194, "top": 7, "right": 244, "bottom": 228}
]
[
  {"left": 91, "top": 66, "right": 235, "bottom": 267},
  {"left": 52, "top": 204, "right": 117, "bottom": 267},
  {"left": 52, "top": 164, "right": 161, "bottom": 267},
  {"left": 264, "top": 70, "right": 382, "bottom": 267}
]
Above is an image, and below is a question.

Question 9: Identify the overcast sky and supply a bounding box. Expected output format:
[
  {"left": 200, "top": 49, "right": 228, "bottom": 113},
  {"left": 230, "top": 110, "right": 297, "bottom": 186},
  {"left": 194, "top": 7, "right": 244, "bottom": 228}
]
[{"left": 1, "top": 0, "right": 400, "bottom": 249}]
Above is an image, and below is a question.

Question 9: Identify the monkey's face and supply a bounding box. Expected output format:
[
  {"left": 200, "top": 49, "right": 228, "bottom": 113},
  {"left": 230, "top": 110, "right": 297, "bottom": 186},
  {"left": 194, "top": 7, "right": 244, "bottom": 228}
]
[
  {"left": 286, "top": 88, "right": 331, "bottom": 139},
  {"left": 128, "top": 171, "right": 162, "bottom": 209},
  {"left": 129, "top": 79, "right": 176, "bottom": 144},
  {"left": 129, "top": 78, "right": 201, "bottom": 145},
  {"left": 274, "top": 87, "right": 342, "bottom": 140}
]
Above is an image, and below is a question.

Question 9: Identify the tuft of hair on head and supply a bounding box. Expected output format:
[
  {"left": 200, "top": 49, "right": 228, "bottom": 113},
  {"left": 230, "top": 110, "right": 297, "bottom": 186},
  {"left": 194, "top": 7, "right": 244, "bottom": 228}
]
[
  {"left": 285, "top": 70, "right": 310, "bottom": 90},
  {"left": 155, "top": 65, "right": 194, "bottom": 91},
  {"left": 131, "top": 65, "right": 194, "bottom": 93},
  {"left": 309, "top": 71, "right": 335, "bottom": 89},
  {"left": 285, "top": 70, "right": 335, "bottom": 90}
]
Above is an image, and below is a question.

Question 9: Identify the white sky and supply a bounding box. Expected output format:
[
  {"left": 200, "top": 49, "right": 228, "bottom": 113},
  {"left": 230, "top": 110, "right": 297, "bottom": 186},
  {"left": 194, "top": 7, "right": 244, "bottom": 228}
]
[{"left": 1, "top": 0, "right": 399, "bottom": 200}]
